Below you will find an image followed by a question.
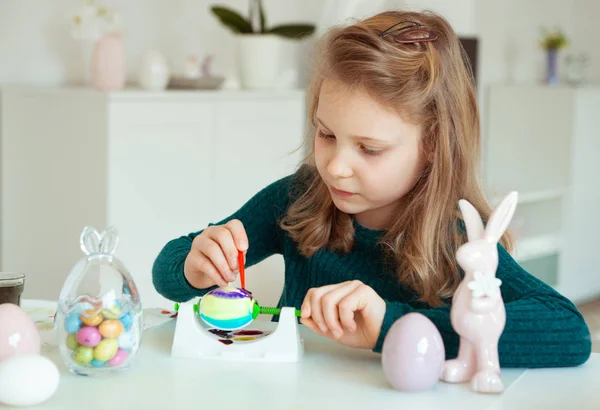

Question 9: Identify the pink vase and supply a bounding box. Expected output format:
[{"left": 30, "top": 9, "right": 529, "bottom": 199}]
[{"left": 90, "top": 33, "right": 126, "bottom": 92}]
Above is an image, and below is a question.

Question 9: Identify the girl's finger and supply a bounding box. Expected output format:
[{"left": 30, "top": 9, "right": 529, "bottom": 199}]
[
  {"left": 225, "top": 219, "right": 249, "bottom": 251},
  {"left": 201, "top": 238, "right": 235, "bottom": 283},
  {"left": 300, "top": 317, "right": 323, "bottom": 335},
  {"left": 338, "top": 284, "right": 370, "bottom": 332},
  {"left": 211, "top": 226, "right": 239, "bottom": 272},
  {"left": 301, "top": 284, "right": 337, "bottom": 318},
  {"left": 321, "top": 281, "right": 363, "bottom": 338},
  {"left": 304, "top": 288, "right": 327, "bottom": 333},
  {"left": 194, "top": 251, "right": 228, "bottom": 288}
]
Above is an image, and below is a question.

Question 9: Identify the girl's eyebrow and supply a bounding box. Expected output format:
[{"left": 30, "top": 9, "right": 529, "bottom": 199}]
[{"left": 317, "top": 117, "right": 392, "bottom": 144}]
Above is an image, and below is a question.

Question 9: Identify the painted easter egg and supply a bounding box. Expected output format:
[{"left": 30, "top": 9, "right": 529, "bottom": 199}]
[
  {"left": 0, "top": 303, "right": 40, "bottom": 363},
  {"left": 198, "top": 286, "right": 255, "bottom": 330},
  {"left": 381, "top": 312, "right": 445, "bottom": 392}
]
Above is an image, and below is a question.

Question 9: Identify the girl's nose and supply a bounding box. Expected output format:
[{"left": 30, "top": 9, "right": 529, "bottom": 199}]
[{"left": 327, "top": 152, "right": 353, "bottom": 178}]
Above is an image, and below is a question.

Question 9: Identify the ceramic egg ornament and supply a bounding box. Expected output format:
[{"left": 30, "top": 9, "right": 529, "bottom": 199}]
[
  {"left": 0, "top": 303, "right": 41, "bottom": 363},
  {"left": 382, "top": 312, "right": 445, "bottom": 392},
  {"left": 0, "top": 354, "right": 60, "bottom": 407}
]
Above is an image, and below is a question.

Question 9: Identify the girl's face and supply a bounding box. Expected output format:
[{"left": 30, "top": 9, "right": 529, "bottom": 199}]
[{"left": 314, "top": 79, "right": 425, "bottom": 230}]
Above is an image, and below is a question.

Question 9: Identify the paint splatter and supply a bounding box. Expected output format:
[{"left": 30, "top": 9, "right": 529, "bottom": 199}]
[
  {"left": 233, "top": 330, "right": 263, "bottom": 336},
  {"left": 208, "top": 329, "right": 233, "bottom": 338},
  {"left": 218, "top": 339, "right": 233, "bottom": 345},
  {"left": 233, "top": 336, "right": 256, "bottom": 342},
  {"left": 209, "top": 287, "right": 253, "bottom": 299}
]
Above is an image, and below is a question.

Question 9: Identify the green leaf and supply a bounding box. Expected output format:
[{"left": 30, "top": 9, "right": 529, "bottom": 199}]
[
  {"left": 267, "top": 24, "right": 315, "bottom": 39},
  {"left": 210, "top": 6, "right": 253, "bottom": 34},
  {"left": 257, "top": 0, "right": 266, "bottom": 33}
]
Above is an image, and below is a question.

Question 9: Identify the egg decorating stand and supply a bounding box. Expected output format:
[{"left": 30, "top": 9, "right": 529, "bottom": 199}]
[{"left": 171, "top": 300, "right": 304, "bottom": 363}]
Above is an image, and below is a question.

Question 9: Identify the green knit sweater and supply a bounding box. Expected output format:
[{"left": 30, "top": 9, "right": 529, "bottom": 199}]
[{"left": 152, "top": 171, "right": 591, "bottom": 368}]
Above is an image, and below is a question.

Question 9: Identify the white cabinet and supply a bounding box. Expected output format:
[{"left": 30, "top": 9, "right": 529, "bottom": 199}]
[
  {"left": 483, "top": 84, "right": 600, "bottom": 303},
  {"left": 1, "top": 86, "right": 306, "bottom": 308}
]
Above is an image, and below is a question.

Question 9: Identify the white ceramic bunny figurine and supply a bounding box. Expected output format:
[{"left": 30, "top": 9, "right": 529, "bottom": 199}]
[{"left": 440, "top": 191, "right": 519, "bottom": 394}]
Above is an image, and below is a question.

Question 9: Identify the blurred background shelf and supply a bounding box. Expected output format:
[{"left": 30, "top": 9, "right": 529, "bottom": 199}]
[
  {"left": 483, "top": 84, "right": 600, "bottom": 303},
  {"left": 514, "top": 234, "right": 561, "bottom": 263}
]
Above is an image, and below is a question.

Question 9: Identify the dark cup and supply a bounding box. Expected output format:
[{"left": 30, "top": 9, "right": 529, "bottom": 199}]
[{"left": 0, "top": 273, "right": 25, "bottom": 306}]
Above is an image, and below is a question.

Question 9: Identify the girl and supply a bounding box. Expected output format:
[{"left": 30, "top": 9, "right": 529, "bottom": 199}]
[{"left": 152, "top": 10, "right": 591, "bottom": 368}]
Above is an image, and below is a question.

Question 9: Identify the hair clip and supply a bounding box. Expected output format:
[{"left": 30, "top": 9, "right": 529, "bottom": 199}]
[{"left": 378, "top": 20, "right": 437, "bottom": 44}]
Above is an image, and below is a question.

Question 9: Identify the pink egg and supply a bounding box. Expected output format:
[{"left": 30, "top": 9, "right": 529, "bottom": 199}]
[
  {"left": 108, "top": 348, "right": 128, "bottom": 367},
  {"left": 381, "top": 312, "right": 445, "bottom": 392},
  {"left": 76, "top": 326, "right": 102, "bottom": 347},
  {"left": 0, "top": 303, "right": 40, "bottom": 363}
]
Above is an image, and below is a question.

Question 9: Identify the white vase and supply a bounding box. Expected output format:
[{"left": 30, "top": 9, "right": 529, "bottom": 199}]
[
  {"left": 237, "top": 34, "right": 296, "bottom": 89},
  {"left": 138, "top": 50, "right": 170, "bottom": 91}
]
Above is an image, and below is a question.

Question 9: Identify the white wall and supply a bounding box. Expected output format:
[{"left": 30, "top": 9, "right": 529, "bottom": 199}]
[
  {"left": 0, "top": 0, "right": 322, "bottom": 86},
  {"left": 573, "top": 0, "right": 600, "bottom": 84},
  {"left": 1, "top": 0, "right": 597, "bottom": 88}
]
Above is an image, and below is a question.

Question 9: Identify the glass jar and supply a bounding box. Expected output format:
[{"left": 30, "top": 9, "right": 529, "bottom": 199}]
[
  {"left": 565, "top": 53, "right": 590, "bottom": 86},
  {"left": 0, "top": 272, "right": 25, "bottom": 306},
  {"left": 55, "top": 226, "right": 142, "bottom": 376}
]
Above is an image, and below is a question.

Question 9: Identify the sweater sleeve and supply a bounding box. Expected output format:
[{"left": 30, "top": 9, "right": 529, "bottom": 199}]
[
  {"left": 151, "top": 173, "right": 294, "bottom": 303},
  {"left": 373, "top": 244, "right": 592, "bottom": 368}
]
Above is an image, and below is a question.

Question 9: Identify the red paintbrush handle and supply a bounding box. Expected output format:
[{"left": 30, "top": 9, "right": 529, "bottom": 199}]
[{"left": 238, "top": 250, "right": 245, "bottom": 289}]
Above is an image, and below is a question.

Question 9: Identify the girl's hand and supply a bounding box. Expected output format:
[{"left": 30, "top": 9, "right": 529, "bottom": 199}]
[
  {"left": 300, "top": 280, "right": 386, "bottom": 349},
  {"left": 183, "top": 219, "right": 248, "bottom": 289}
]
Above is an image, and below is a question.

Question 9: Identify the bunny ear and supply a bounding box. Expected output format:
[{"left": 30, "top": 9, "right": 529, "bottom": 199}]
[
  {"left": 99, "top": 226, "right": 119, "bottom": 255},
  {"left": 80, "top": 226, "right": 101, "bottom": 255},
  {"left": 484, "top": 191, "right": 519, "bottom": 243},
  {"left": 458, "top": 199, "right": 485, "bottom": 242}
]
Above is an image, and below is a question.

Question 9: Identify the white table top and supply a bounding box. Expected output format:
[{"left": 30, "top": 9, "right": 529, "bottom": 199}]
[{"left": 22, "top": 311, "right": 600, "bottom": 410}]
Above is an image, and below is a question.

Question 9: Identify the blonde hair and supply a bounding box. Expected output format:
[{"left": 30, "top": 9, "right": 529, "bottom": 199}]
[{"left": 281, "top": 10, "right": 513, "bottom": 307}]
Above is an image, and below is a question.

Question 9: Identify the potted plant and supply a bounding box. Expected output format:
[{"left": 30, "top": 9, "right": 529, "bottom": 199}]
[
  {"left": 211, "top": 0, "right": 315, "bottom": 89},
  {"left": 539, "top": 28, "right": 569, "bottom": 86}
]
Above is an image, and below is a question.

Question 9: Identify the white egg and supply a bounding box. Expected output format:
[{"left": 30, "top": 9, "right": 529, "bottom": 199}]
[{"left": 0, "top": 354, "right": 60, "bottom": 406}]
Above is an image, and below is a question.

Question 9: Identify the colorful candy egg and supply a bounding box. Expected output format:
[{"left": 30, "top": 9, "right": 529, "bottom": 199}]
[
  {"left": 90, "top": 359, "right": 106, "bottom": 367},
  {"left": 198, "top": 286, "right": 256, "bottom": 330},
  {"left": 64, "top": 312, "right": 82, "bottom": 333},
  {"left": 108, "top": 349, "right": 128, "bottom": 367},
  {"left": 72, "top": 346, "right": 94, "bottom": 365},
  {"left": 118, "top": 332, "right": 134, "bottom": 350},
  {"left": 99, "top": 320, "right": 124, "bottom": 338},
  {"left": 76, "top": 326, "right": 102, "bottom": 347},
  {"left": 80, "top": 310, "right": 103, "bottom": 327},
  {"left": 119, "top": 312, "right": 133, "bottom": 331},
  {"left": 93, "top": 338, "right": 119, "bottom": 362},
  {"left": 102, "top": 305, "right": 122, "bottom": 320},
  {"left": 66, "top": 333, "right": 80, "bottom": 350}
]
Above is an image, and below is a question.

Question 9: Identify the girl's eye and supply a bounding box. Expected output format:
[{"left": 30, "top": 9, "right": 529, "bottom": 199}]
[
  {"left": 318, "top": 130, "right": 335, "bottom": 140},
  {"left": 318, "top": 129, "right": 384, "bottom": 156},
  {"left": 360, "top": 145, "right": 383, "bottom": 156}
]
